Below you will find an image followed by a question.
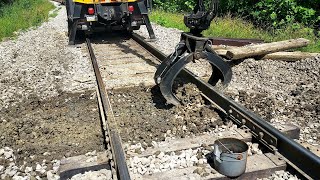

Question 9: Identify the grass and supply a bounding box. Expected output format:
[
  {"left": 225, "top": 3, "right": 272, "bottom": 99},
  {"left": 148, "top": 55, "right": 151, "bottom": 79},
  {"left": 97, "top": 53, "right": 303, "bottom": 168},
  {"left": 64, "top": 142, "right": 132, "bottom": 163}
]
[
  {"left": 150, "top": 10, "right": 189, "bottom": 32},
  {"left": 0, "top": 0, "right": 55, "bottom": 41},
  {"left": 49, "top": 6, "right": 61, "bottom": 18},
  {"left": 150, "top": 10, "right": 320, "bottom": 52}
]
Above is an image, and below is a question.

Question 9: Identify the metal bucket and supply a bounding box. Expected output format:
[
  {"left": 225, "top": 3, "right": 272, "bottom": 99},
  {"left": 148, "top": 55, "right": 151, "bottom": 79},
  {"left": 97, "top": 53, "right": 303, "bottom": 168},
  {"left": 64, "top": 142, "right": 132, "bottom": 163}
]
[{"left": 212, "top": 138, "right": 249, "bottom": 177}]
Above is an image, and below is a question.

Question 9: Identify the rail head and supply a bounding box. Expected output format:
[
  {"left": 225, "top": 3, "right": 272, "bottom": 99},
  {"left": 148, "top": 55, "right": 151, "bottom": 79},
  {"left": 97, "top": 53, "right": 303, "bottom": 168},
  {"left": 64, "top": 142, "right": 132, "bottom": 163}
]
[{"left": 86, "top": 38, "right": 131, "bottom": 180}]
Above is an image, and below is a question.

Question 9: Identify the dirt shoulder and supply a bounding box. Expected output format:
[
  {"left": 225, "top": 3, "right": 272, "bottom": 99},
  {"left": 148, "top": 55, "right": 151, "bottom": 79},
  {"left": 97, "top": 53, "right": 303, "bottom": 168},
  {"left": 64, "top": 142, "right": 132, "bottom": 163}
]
[{"left": 0, "top": 3, "right": 104, "bottom": 179}]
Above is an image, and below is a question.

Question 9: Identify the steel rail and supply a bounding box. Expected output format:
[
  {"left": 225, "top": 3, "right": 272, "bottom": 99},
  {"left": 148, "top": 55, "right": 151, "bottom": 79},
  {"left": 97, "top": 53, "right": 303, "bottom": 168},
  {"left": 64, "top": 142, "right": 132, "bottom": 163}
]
[
  {"left": 86, "top": 38, "right": 131, "bottom": 180},
  {"left": 209, "top": 37, "right": 263, "bottom": 46},
  {"left": 132, "top": 33, "right": 320, "bottom": 179}
]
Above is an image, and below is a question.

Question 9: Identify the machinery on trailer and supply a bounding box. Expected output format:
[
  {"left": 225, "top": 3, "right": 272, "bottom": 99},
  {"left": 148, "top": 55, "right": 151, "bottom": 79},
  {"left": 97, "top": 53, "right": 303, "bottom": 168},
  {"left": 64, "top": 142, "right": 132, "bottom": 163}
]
[
  {"left": 65, "top": 0, "right": 155, "bottom": 44},
  {"left": 154, "top": 0, "right": 231, "bottom": 105}
]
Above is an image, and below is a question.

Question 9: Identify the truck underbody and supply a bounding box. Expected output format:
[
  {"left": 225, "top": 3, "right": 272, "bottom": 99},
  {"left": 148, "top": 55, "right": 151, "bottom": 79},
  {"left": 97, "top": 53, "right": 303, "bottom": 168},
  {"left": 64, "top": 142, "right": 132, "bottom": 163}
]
[{"left": 65, "top": 0, "right": 155, "bottom": 44}]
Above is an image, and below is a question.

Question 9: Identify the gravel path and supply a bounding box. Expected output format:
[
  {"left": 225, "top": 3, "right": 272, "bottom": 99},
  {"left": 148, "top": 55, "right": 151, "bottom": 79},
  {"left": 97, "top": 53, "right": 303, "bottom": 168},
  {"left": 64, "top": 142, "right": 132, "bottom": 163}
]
[
  {"left": 0, "top": 2, "right": 106, "bottom": 179},
  {"left": 69, "top": 169, "right": 112, "bottom": 180},
  {"left": 0, "top": 3, "right": 95, "bottom": 110}
]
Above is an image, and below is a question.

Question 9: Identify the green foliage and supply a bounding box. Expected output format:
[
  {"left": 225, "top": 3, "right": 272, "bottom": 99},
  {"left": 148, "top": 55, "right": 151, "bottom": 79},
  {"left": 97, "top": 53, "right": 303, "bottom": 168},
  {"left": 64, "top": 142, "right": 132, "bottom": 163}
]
[
  {"left": 49, "top": 6, "right": 61, "bottom": 18},
  {"left": 0, "top": 0, "right": 14, "bottom": 15},
  {"left": 252, "top": 0, "right": 318, "bottom": 28},
  {"left": 218, "top": 0, "right": 255, "bottom": 16},
  {"left": 203, "top": 15, "right": 265, "bottom": 39},
  {"left": 153, "top": 0, "right": 196, "bottom": 12},
  {"left": 150, "top": 10, "right": 188, "bottom": 30},
  {"left": 0, "top": 0, "right": 14, "bottom": 7},
  {"left": 152, "top": 0, "right": 214, "bottom": 13},
  {"left": 152, "top": 0, "right": 319, "bottom": 31},
  {"left": 219, "top": 0, "right": 319, "bottom": 29},
  {"left": 0, "top": 0, "right": 54, "bottom": 41}
]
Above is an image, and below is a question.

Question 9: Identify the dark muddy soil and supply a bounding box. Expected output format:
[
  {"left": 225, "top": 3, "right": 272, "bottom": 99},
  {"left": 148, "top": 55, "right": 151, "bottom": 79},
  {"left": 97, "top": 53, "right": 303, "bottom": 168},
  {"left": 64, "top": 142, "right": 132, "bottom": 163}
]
[
  {"left": 0, "top": 90, "right": 104, "bottom": 167},
  {"left": 110, "top": 84, "right": 223, "bottom": 147}
]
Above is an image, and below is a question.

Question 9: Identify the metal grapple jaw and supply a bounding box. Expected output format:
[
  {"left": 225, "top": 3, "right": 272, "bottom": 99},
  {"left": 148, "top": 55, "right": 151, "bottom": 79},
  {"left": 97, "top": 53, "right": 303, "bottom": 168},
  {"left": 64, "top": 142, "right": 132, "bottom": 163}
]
[{"left": 154, "top": 33, "right": 232, "bottom": 106}]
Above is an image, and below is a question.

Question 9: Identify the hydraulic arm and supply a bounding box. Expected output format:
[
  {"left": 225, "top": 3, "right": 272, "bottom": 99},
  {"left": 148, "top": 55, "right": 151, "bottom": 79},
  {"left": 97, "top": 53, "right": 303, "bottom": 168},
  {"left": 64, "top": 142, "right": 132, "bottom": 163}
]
[{"left": 154, "top": 0, "right": 232, "bottom": 105}]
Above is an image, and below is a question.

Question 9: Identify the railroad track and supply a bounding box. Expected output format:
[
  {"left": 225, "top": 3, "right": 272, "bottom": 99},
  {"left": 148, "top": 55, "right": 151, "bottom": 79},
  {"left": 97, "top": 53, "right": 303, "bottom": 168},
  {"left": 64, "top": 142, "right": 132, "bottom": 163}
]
[
  {"left": 60, "top": 33, "right": 319, "bottom": 179},
  {"left": 87, "top": 37, "right": 131, "bottom": 180},
  {"left": 134, "top": 34, "right": 320, "bottom": 176}
]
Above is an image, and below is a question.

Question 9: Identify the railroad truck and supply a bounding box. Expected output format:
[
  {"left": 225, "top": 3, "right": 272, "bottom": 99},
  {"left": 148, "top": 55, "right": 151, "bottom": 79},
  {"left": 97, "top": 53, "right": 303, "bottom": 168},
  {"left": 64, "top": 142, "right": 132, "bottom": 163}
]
[{"left": 65, "top": 0, "right": 155, "bottom": 44}]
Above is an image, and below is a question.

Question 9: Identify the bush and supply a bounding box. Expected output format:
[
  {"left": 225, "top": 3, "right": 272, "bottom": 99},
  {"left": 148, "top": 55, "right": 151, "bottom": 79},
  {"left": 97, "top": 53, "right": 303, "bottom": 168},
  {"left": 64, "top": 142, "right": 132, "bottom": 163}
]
[
  {"left": 0, "top": 0, "right": 15, "bottom": 14},
  {"left": 0, "top": 0, "right": 15, "bottom": 6},
  {"left": 153, "top": 0, "right": 195, "bottom": 12},
  {"left": 152, "top": 0, "right": 319, "bottom": 30},
  {"left": 252, "top": 0, "right": 318, "bottom": 28},
  {"left": 219, "top": 0, "right": 320, "bottom": 29}
]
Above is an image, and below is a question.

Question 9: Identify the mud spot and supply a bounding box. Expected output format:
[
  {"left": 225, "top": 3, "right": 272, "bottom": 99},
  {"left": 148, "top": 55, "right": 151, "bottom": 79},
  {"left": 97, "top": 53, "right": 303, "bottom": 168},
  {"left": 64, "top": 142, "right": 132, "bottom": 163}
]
[
  {"left": 110, "top": 84, "right": 223, "bottom": 146},
  {"left": 0, "top": 90, "right": 104, "bottom": 166}
]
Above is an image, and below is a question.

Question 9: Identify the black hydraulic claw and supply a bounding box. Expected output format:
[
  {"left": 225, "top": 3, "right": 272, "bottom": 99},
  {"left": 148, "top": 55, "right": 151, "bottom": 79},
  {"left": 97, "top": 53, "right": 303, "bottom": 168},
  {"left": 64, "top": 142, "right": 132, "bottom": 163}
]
[
  {"left": 154, "top": 41, "right": 186, "bottom": 85},
  {"left": 154, "top": 34, "right": 232, "bottom": 105},
  {"left": 157, "top": 54, "right": 194, "bottom": 105},
  {"left": 203, "top": 51, "right": 232, "bottom": 86},
  {"left": 154, "top": 0, "right": 232, "bottom": 105}
]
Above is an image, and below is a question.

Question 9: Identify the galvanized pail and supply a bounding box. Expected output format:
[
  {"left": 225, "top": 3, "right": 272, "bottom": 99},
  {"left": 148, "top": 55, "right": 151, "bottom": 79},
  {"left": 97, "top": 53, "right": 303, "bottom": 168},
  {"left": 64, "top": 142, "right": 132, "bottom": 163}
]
[{"left": 213, "top": 138, "right": 249, "bottom": 177}]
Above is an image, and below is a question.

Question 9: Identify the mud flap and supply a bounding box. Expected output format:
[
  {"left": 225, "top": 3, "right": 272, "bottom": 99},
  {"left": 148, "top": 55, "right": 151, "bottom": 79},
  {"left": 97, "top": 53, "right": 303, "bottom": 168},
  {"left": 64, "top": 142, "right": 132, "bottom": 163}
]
[
  {"left": 137, "top": 1, "right": 155, "bottom": 39},
  {"left": 68, "top": 20, "right": 78, "bottom": 45},
  {"left": 66, "top": 0, "right": 82, "bottom": 45}
]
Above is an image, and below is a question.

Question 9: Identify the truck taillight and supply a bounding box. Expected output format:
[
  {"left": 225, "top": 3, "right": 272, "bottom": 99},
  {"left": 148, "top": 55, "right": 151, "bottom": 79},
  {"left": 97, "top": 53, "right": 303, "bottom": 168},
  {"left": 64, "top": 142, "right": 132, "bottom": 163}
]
[
  {"left": 128, "top": 5, "right": 134, "bottom": 13},
  {"left": 88, "top": 7, "right": 95, "bottom": 15}
]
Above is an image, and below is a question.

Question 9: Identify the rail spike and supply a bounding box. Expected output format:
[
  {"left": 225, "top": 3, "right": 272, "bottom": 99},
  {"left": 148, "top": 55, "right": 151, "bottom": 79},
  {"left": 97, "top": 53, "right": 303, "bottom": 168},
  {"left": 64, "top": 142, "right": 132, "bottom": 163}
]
[{"left": 154, "top": 0, "right": 231, "bottom": 105}]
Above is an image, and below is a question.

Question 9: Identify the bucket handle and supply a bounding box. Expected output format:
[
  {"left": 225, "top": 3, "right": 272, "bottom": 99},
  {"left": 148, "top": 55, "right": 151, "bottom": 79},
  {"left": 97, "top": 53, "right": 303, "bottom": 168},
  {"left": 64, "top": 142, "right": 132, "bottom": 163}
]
[
  {"left": 214, "top": 140, "right": 244, "bottom": 162},
  {"left": 216, "top": 139, "right": 233, "bottom": 154},
  {"left": 214, "top": 144, "right": 222, "bottom": 163}
]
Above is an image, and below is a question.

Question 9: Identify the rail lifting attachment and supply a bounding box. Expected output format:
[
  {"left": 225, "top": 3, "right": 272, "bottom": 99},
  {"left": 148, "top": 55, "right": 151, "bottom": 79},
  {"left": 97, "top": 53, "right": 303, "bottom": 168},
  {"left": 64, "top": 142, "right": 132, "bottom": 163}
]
[{"left": 154, "top": 0, "right": 232, "bottom": 105}]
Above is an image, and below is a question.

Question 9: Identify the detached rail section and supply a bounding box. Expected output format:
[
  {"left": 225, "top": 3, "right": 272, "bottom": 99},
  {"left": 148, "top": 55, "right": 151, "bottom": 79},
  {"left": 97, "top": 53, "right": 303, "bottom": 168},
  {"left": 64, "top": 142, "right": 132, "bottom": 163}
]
[
  {"left": 132, "top": 33, "right": 320, "bottom": 180},
  {"left": 86, "top": 38, "right": 131, "bottom": 180}
]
